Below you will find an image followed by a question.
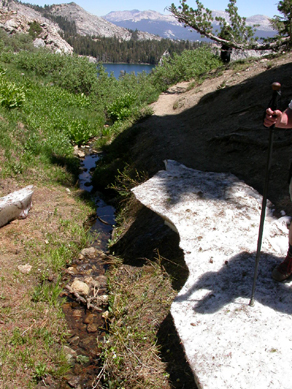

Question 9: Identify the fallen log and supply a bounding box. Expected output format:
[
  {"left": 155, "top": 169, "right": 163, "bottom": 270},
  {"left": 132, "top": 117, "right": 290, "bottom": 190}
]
[{"left": 0, "top": 185, "right": 34, "bottom": 228}]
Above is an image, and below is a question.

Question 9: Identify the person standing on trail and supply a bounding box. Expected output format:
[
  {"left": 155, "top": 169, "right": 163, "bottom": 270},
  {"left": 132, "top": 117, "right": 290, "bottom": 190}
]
[{"left": 264, "top": 103, "right": 292, "bottom": 281}]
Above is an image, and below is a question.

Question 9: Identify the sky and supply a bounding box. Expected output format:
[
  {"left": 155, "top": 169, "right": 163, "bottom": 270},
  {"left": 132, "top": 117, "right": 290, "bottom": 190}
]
[{"left": 26, "top": 0, "right": 281, "bottom": 18}]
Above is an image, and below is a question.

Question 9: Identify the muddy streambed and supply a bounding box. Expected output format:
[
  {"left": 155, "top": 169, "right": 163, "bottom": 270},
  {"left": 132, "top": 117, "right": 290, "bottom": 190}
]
[{"left": 60, "top": 150, "right": 115, "bottom": 389}]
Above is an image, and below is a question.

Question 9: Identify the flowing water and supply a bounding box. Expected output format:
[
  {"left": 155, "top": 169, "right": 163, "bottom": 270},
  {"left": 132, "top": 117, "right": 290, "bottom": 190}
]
[
  {"left": 61, "top": 150, "right": 115, "bottom": 388},
  {"left": 78, "top": 151, "right": 115, "bottom": 250}
]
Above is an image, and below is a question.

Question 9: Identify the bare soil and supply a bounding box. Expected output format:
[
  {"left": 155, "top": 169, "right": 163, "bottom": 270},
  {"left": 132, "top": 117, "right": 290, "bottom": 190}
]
[
  {"left": 130, "top": 54, "right": 292, "bottom": 215},
  {"left": 0, "top": 181, "right": 83, "bottom": 388}
]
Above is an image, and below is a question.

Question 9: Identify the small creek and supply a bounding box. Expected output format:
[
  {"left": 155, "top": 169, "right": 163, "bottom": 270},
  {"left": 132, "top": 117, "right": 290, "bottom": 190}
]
[
  {"left": 79, "top": 151, "right": 115, "bottom": 250},
  {"left": 60, "top": 149, "right": 115, "bottom": 389}
]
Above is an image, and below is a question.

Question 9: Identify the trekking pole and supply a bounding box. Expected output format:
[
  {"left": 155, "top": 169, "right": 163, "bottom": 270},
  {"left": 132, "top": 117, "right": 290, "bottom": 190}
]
[{"left": 249, "top": 82, "right": 281, "bottom": 307}]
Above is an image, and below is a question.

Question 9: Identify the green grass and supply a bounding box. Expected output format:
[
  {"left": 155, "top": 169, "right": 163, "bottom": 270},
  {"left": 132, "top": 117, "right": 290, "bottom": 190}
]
[{"left": 99, "top": 256, "right": 176, "bottom": 388}]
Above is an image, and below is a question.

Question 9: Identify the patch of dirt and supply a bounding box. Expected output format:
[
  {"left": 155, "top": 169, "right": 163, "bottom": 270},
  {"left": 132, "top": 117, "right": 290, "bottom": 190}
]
[{"left": 0, "top": 181, "right": 96, "bottom": 388}]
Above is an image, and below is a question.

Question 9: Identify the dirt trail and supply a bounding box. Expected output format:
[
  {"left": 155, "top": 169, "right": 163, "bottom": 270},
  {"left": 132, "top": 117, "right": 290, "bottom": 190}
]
[{"left": 152, "top": 61, "right": 275, "bottom": 117}]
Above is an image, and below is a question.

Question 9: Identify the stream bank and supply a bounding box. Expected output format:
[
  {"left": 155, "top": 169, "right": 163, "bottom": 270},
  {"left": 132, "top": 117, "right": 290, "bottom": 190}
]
[
  {"left": 59, "top": 149, "right": 115, "bottom": 389},
  {"left": 59, "top": 146, "right": 198, "bottom": 389}
]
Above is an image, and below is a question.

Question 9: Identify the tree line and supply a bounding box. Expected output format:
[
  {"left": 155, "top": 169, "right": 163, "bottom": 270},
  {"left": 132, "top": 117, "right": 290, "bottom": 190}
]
[
  {"left": 64, "top": 33, "right": 202, "bottom": 64},
  {"left": 12, "top": 0, "right": 203, "bottom": 64}
]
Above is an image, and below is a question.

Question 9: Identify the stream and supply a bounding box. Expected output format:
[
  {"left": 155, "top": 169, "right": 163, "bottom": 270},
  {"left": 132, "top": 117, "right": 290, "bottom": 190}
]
[{"left": 60, "top": 149, "right": 115, "bottom": 389}]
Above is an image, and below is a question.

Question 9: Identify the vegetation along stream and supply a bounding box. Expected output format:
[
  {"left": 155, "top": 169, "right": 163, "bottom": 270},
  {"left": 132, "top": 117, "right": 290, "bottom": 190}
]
[{"left": 61, "top": 149, "right": 115, "bottom": 388}]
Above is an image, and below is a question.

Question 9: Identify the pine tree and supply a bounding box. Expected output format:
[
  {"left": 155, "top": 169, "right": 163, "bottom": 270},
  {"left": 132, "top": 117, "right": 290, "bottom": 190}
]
[
  {"left": 269, "top": 0, "right": 292, "bottom": 48},
  {"left": 168, "top": 0, "right": 258, "bottom": 50}
]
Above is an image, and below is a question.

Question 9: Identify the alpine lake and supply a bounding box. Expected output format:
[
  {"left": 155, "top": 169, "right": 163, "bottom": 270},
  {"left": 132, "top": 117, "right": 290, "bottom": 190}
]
[{"left": 102, "top": 63, "right": 155, "bottom": 78}]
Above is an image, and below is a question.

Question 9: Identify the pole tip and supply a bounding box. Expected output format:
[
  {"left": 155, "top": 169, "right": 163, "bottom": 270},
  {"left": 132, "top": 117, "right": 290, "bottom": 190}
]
[{"left": 272, "top": 82, "right": 281, "bottom": 91}]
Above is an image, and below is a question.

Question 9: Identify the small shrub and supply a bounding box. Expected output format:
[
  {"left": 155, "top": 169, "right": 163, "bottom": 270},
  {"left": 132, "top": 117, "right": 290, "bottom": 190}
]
[
  {"left": 0, "top": 75, "right": 26, "bottom": 108},
  {"left": 150, "top": 45, "right": 222, "bottom": 91},
  {"left": 28, "top": 21, "right": 42, "bottom": 39},
  {"left": 66, "top": 118, "right": 94, "bottom": 146},
  {"left": 107, "top": 92, "right": 137, "bottom": 122},
  {"left": 33, "top": 362, "right": 47, "bottom": 381}
]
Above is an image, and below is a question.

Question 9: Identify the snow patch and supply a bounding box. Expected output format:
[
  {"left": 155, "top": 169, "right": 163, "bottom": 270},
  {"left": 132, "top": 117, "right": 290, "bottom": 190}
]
[{"left": 132, "top": 160, "right": 292, "bottom": 389}]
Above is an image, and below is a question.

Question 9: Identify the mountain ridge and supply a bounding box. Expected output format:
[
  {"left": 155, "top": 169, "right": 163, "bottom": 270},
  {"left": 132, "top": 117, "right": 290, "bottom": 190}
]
[
  {"left": 48, "top": 2, "right": 162, "bottom": 41},
  {"left": 104, "top": 9, "right": 275, "bottom": 41},
  {"left": 0, "top": 1, "right": 276, "bottom": 54}
]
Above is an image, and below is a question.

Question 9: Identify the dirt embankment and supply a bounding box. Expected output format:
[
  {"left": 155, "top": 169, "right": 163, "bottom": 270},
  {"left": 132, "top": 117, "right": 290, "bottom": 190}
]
[{"left": 125, "top": 55, "right": 292, "bottom": 211}]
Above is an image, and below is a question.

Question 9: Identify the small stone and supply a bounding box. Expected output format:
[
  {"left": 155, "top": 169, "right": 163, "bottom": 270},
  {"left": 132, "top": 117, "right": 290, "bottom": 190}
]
[
  {"left": 43, "top": 376, "right": 54, "bottom": 386},
  {"left": 96, "top": 275, "right": 107, "bottom": 289},
  {"left": 83, "top": 313, "right": 95, "bottom": 324},
  {"left": 84, "top": 276, "right": 94, "bottom": 285},
  {"left": 80, "top": 247, "right": 97, "bottom": 259},
  {"left": 66, "top": 267, "right": 78, "bottom": 275},
  {"left": 63, "top": 346, "right": 76, "bottom": 363},
  {"left": 71, "top": 279, "right": 90, "bottom": 296},
  {"left": 74, "top": 149, "right": 85, "bottom": 158},
  {"left": 90, "top": 280, "right": 100, "bottom": 288},
  {"left": 72, "top": 310, "right": 83, "bottom": 319},
  {"left": 87, "top": 323, "right": 98, "bottom": 333},
  {"left": 47, "top": 274, "right": 54, "bottom": 282},
  {"left": 67, "top": 375, "right": 80, "bottom": 388},
  {"left": 100, "top": 295, "right": 109, "bottom": 305},
  {"left": 18, "top": 264, "right": 32, "bottom": 274},
  {"left": 68, "top": 335, "right": 80, "bottom": 346}
]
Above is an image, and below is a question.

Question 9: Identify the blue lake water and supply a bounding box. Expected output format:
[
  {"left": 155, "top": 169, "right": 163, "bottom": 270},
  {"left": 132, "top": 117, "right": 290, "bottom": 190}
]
[{"left": 102, "top": 63, "right": 155, "bottom": 79}]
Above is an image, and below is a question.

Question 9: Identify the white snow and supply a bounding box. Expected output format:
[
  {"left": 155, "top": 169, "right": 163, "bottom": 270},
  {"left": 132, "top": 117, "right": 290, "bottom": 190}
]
[{"left": 132, "top": 160, "right": 292, "bottom": 389}]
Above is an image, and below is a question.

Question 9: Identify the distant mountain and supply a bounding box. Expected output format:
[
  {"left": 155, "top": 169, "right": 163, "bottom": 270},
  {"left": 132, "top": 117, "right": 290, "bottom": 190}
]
[
  {"left": 104, "top": 10, "right": 276, "bottom": 41},
  {"left": 0, "top": 1, "right": 162, "bottom": 49},
  {"left": 48, "top": 3, "right": 162, "bottom": 41}
]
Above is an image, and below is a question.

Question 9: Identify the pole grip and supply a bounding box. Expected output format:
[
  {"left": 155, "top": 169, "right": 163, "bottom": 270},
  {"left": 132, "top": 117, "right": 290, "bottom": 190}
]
[{"left": 269, "top": 82, "right": 281, "bottom": 112}]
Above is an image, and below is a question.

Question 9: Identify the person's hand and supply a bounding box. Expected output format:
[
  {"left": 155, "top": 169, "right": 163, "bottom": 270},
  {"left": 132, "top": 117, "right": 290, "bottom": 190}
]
[{"left": 264, "top": 108, "right": 282, "bottom": 128}]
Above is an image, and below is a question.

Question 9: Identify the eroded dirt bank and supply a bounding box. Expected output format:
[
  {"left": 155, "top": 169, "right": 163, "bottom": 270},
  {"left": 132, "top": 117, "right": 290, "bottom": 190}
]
[{"left": 108, "top": 54, "right": 292, "bottom": 219}]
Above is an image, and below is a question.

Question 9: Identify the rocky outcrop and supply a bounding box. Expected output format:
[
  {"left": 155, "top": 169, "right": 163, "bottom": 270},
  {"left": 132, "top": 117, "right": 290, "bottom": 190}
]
[
  {"left": 0, "top": 2, "right": 73, "bottom": 53},
  {"left": 49, "top": 2, "right": 131, "bottom": 40},
  {"left": 48, "top": 2, "right": 161, "bottom": 41},
  {"left": 0, "top": 1, "right": 162, "bottom": 53}
]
